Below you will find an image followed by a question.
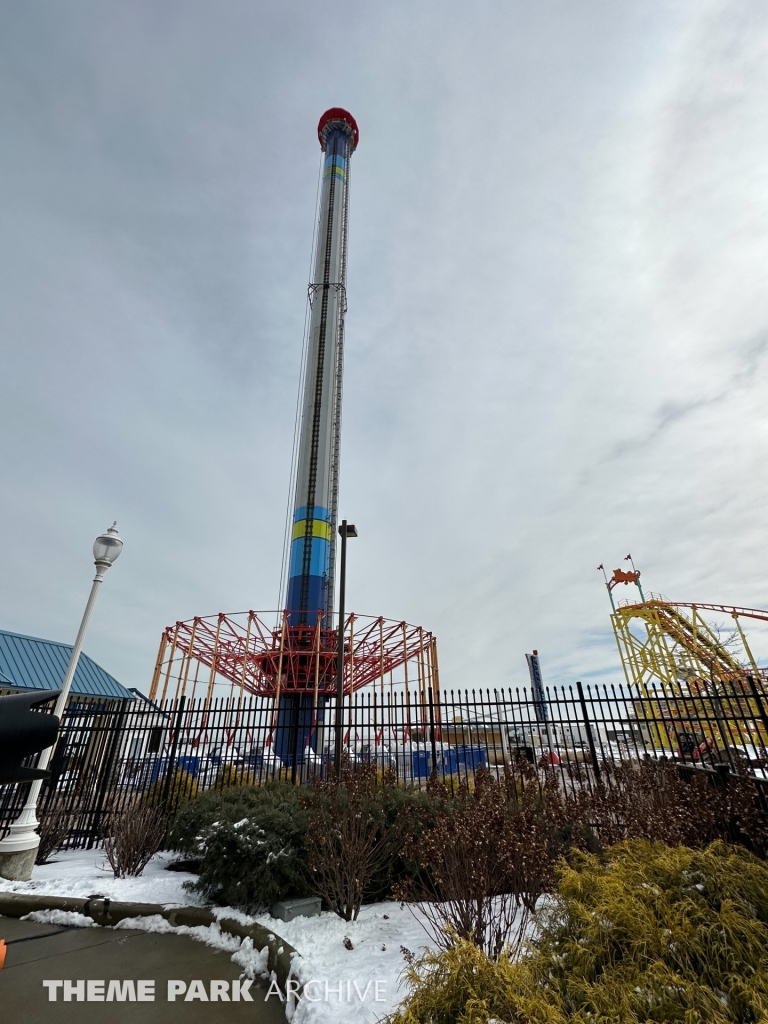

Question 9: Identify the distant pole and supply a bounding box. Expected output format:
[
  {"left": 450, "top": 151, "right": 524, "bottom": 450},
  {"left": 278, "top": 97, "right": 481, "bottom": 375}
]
[{"left": 334, "top": 521, "right": 357, "bottom": 773}]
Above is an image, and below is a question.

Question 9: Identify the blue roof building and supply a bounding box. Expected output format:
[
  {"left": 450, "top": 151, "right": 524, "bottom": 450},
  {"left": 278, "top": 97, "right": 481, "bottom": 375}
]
[{"left": 0, "top": 629, "right": 133, "bottom": 702}]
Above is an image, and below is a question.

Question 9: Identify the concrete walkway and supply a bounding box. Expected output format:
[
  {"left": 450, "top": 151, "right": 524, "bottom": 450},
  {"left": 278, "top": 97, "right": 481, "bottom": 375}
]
[{"left": 0, "top": 915, "right": 287, "bottom": 1022}]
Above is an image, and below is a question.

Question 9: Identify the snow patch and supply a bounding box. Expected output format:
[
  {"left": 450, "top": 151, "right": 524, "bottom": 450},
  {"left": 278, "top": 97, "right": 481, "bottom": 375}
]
[
  {"left": 0, "top": 848, "right": 203, "bottom": 906},
  {"left": 23, "top": 909, "right": 97, "bottom": 928},
  {"left": 253, "top": 902, "right": 432, "bottom": 1024}
]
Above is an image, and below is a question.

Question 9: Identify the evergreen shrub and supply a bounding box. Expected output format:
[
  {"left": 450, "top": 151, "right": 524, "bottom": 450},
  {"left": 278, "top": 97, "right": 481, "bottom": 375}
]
[
  {"left": 170, "top": 782, "right": 312, "bottom": 909},
  {"left": 169, "top": 773, "right": 439, "bottom": 911},
  {"left": 387, "top": 840, "right": 768, "bottom": 1024}
]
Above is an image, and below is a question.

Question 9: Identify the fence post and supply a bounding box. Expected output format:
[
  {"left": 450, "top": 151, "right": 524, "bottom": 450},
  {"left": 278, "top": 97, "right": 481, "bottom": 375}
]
[
  {"left": 747, "top": 675, "right": 768, "bottom": 750},
  {"left": 162, "top": 696, "right": 186, "bottom": 813},
  {"left": 428, "top": 687, "right": 438, "bottom": 777},
  {"left": 89, "top": 699, "right": 128, "bottom": 848},
  {"left": 290, "top": 697, "right": 301, "bottom": 787},
  {"left": 576, "top": 681, "right": 601, "bottom": 784}
]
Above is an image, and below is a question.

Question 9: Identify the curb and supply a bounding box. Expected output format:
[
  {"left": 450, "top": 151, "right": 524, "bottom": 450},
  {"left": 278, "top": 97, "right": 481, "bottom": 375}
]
[{"left": 0, "top": 892, "right": 299, "bottom": 993}]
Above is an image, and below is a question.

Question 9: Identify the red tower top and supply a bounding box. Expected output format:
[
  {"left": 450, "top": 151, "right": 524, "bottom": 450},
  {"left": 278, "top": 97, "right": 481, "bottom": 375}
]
[{"left": 318, "top": 108, "right": 359, "bottom": 152}]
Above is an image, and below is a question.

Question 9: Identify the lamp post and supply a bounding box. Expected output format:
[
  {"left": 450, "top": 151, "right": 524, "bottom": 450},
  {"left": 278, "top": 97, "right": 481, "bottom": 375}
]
[
  {"left": 334, "top": 520, "right": 357, "bottom": 773},
  {"left": 0, "top": 523, "right": 123, "bottom": 881}
]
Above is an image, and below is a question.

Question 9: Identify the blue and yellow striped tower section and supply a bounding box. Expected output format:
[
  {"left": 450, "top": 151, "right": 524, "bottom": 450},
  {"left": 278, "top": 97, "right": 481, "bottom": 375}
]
[
  {"left": 285, "top": 505, "right": 333, "bottom": 619},
  {"left": 285, "top": 108, "right": 359, "bottom": 630}
]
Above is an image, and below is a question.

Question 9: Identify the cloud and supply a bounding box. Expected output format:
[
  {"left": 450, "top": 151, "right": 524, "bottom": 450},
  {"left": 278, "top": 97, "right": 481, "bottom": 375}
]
[{"left": 1, "top": 0, "right": 768, "bottom": 699}]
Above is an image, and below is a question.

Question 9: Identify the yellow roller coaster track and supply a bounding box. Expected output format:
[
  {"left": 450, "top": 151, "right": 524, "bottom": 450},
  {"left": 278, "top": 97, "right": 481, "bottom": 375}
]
[
  {"left": 612, "top": 598, "right": 766, "bottom": 693},
  {"left": 610, "top": 596, "right": 768, "bottom": 752}
]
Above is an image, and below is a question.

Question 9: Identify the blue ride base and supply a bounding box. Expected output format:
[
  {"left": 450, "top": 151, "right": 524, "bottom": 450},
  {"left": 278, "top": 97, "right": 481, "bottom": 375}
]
[{"left": 274, "top": 694, "right": 327, "bottom": 767}]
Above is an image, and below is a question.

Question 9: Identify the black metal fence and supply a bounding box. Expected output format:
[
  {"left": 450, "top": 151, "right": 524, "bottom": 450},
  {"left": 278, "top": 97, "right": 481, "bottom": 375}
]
[{"left": 2, "top": 680, "right": 767, "bottom": 850}]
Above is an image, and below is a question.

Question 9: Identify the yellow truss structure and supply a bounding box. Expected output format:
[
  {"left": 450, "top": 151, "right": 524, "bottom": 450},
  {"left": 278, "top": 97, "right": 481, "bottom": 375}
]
[{"left": 611, "top": 596, "right": 768, "bottom": 750}]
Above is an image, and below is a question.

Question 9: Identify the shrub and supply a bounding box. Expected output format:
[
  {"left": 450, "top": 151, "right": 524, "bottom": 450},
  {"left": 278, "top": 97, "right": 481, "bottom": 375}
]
[
  {"left": 213, "top": 763, "right": 258, "bottom": 789},
  {"left": 171, "top": 782, "right": 311, "bottom": 910},
  {"left": 306, "top": 762, "right": 403, "bottom": 921},
  {"left": 396, "top": 767, "right": 564, "bottom": 958},
  {"left": 572, "top": 759, "right": 768, "bottom": 855},
  {"left": 169, "top": 781, "right": 298, "bottom": 851},
  {"left": 35, "top": 801, "right": 74, "bottom": 865},
  {"left": 386, "top": 940, "right": 560, "bottom": 1024},
  {"left": 387, "top": 840, "right": 768, "bottom": 1024},
  {"left": 534, "top": 839, "right": 768, "bottom": 1022},
  {"left": 142, "top": 767, "right": 199, "bottom": 818},
  {"left": 104, "top": 801, "right": 166, "bottom": 878},
  {"left": 170, "top": 770, "right": 442, "bottom": 913},
  {"left": 363, "top": 774, "right": 448, "bottom": 901}
]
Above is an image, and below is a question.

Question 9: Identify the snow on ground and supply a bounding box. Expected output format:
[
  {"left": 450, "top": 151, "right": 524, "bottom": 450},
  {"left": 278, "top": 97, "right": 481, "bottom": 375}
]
[
  {"left": 253, "top": 901, "right": 433, "bottom": 1024},
  {"left": 0, "top": 849, "right": 432, "bottom": 1022},
  {"left": 0, "top": 848, "right": 203, "bottom": 905}
]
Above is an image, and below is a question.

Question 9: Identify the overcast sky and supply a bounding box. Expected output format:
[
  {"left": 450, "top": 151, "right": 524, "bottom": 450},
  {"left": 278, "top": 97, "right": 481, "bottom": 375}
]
[{"left": 2, "top": 0, "right": 768, "bottom": 695}]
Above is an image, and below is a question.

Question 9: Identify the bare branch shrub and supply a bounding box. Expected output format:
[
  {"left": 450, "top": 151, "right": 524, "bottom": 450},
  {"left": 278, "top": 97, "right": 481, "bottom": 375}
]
[
  {"left": 306, "top": 761, "right": 399, "bottom": 922},
  {"left": 573, "top": 759, "right": 768, "bottom": 856},
  {"left": 396, "top": 759, "right": 768, "bottom": 962},
  {"left": 104, "top": 800, "right": 167, "bottom": 878},
  {"left": 718, "top": 764, "right": 768, "bottom": 857},
  {"left": 574, "top": 760, "right": 719, "bottom": 849},
  {"left": 35, "top": 802, "right": 74, "bottom": 864},
  {"left": 396, "top": 766, "right": 563, "bottom": 959}
]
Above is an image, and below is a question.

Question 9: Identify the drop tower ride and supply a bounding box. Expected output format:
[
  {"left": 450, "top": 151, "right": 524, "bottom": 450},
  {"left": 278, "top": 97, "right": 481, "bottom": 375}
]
[
  {"left": 149, "top": 111, "right": 440, "bottom": 770},
  {"left": 286, "top": 107, "right": 359, "bottom": 626}
]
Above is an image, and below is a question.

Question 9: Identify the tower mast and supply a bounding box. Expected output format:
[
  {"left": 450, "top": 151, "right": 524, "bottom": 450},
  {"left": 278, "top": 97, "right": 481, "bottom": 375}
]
[{"left": 286, "top": 108, "right": 359, "bottom": 626}]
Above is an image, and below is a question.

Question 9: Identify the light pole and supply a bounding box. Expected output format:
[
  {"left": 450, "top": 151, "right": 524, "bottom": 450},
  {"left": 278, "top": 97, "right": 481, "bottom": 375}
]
[
  {"left": 334, "top": 520, "right": 357, "bottom": 773},
  {"left": 0, "top": 523, "right": 123, "bottom": 881}
]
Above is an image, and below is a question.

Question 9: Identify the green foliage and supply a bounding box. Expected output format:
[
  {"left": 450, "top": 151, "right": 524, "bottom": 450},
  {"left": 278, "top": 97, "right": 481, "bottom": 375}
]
[
  {"left": 212, "top": 762, "right": 258, "bottom": 789},
  {"left": 387, "top": 840, "right": 768, "bottom": 1024},
  {"left": 169, "top": 782, "right": 311, "bottom": 910},
  {"left": 169, "top": 780, "right": 294, "bottom": 851},
  {"left": 142, "top": 767, "right": 199, "bottom": 818},
  {"left": 533, "top": 840, "right": 768, "bottom": 1022},
  {"left": 388, "top": 940, "right": 562, "bottom": 1024},
  {"left": 168, "top": 775, "right": 438, "bottom": 912}
]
